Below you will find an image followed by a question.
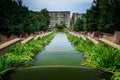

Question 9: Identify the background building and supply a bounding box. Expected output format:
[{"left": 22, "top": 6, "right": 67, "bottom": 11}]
[
  {"left": 71, "top": 13, "right": 83, "bottom": 25},
  {"left": 49, "top": 11, "right": 70, "bottom": 28}
]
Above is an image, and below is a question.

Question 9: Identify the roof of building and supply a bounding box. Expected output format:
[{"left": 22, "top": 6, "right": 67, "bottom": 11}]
[{"left": 49, "top": 11, "right": 70, "bottom": 13}]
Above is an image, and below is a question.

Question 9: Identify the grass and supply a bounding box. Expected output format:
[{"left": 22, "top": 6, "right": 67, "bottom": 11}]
[
  {"left": 0, "top": 31, "right": 55, "bottom": 72},
  {"left": 66, "top": 32, "right": 120, "bottom": 80}
]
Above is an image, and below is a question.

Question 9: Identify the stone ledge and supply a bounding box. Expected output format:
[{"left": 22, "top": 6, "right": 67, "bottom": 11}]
[
  {"left": 100, "top": 38, "right": 120, "bottom": 50},
  {"left": 21, "top": 36, "right": 33, "bottom": 44},
  {"left": 79, "top": 34, "right": 87, "bottom": 40},
  {"left": 40, "top": 34, "right": 44, "bottom": 38},
  {"left": 87, "top": 36, "right": 100, "bottom": 45},
  {"left": 0, "top": 38, "right": 20, "bottom": 50},
  {"left": 34, "top": 35, "right": 40, "bottom": 40}
]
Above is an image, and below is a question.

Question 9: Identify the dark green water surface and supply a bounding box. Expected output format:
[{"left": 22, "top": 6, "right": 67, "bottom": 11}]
[{"left": 33, "top": 32, "right": 84, "bottom": 66}]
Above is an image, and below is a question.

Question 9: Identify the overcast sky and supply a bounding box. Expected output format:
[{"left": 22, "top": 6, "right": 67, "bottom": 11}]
[{"left": 23, "top": 0, "right": 93, "bottom": 14}]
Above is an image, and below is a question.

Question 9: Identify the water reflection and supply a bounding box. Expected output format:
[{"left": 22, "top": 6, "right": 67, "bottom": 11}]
[
  {"left": 33, "top": 51, "right": 83, "bottom": 66},
  {"left": 45, "top": 32, "right": 74, "bottom": 51},
  {"left": 33, "top": 32, "right": 83, "bottom": 66}
]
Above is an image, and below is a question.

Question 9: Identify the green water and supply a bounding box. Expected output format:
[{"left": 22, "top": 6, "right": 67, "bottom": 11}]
[
  {"left": 9, "top": 66, "right": 101, "bottom": 80},
  {"left": 33, "top": 32, "right": 84, "bottom": 66},
  {"left": 33, "top": 51, "right": 83, "bottom": 66}
]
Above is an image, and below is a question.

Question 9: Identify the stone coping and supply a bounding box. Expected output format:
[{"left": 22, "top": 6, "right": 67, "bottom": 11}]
[
  {"left": 0, "top": 38, "right": 20, "bottom": 50},
  {"left": 87, "top": 36, "right": 100, "bottom": 45},
  {"left": 69, "top": 31, "right": 120, "bottom": 50},
  {"left": 0, "top": 31, "right": 53, "bottom": 54},
  {"left": 100, "top": 38, "right": 120, "bottom": 50},
  {"left": 34, "top": 35, "right": 40, "bottom": 40},
  {"left": 21, "top": 36, "right": 33, "bottom": 44}
]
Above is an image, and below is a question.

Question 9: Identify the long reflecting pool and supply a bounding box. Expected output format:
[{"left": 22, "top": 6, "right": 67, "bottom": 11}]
[
  {"left": 7, "top": 32, "right": 110, "bottom": 80},
  {"left": 33, "top": 32, "right": 84, "bottom": 66}
]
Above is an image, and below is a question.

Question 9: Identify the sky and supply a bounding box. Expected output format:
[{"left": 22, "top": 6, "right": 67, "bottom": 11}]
[{"left": 22, "top": 0, "right": 93, "bottom": 14}]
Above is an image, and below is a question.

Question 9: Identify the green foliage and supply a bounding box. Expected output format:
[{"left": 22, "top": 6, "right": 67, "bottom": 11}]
[
  {"left": 0, "top": 0, "right": 50, "bottom": 36},
  {"left": 0, "top": 32, "right": 55, "bottom": 72},
  {"left": 56, "top": 23, "right": 66, "bottom": 29},
  {"left": 73, "top": 18, "right": 85, "bottom": 31},
  {"left": 98, "top": 0, "right": 114, "bottom": 33},
  {"left": 67, "top": 32, "right": 120, "bottom": 79},
  {"left": 112, "top": 71, "right": 120, "bottom": 80},
  {"left": 85, "top": 0, "right": 100, "bottom": 32},
  {"left": 40, "top": 9, "right": 50, "bottom": 28},
  {"left": 76, "top": 0, "right": 120, "bottom": 33}
]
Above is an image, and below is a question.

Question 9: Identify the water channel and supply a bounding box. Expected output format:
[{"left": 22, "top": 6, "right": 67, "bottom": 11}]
[
  {"left": 8, "top": 32, "right": 108, "bottom": 80},
  {"left": 33, "top": 32, "right": 84, "bottom": 66}
]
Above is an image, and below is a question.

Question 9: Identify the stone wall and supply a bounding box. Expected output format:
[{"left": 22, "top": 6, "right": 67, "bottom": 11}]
[
  {"left": 87, "top": 31, "right": 100, "bottom": 38},
  {"left": 0, "top": 34, "right": 18, "bottom": 43},
  {"left": 0, "top": 34, "right": 8, "bottom": 43},
  {"left": 102, "top": 31, "right": 120, "bottom": 44}
]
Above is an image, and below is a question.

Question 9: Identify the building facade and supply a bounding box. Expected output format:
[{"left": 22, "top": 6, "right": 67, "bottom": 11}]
[
  {"left": 71, "top": 13, "right": 83, "bottom": 25},
  {"left": 49, "top": 11, "right": 70, "bottom": 28}
]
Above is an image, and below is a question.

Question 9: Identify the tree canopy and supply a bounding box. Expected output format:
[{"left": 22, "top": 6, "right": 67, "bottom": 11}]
[
  {"left": 0, "top": 0, "right": 50, "bottom": 37},
  {"left": 74, "top": 0, "right": 120, "bottom": 33},
  {"left": 55, "top": 23, "right": 66, "bottom": 29}
]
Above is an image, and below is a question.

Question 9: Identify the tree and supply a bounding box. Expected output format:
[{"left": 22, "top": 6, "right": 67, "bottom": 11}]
[
  {"left": 85, "top": 0, "right": 100, "bottom": 32},
  {"left": 73, "top": 18, "right": 84, "bottom": 31},
  {"left": 0, "top": 0, "right": 51, "bottom": 37},
  {"left": 40, "top": 9, "right": 50, "bottom": 31},
  {"left": 111, "top": 0, "right": 120, "bottom": 31},
  {"left": 85, "top": 0, "right": 120, "bottom": 33},
  {"left": 98, "top": 0, "right": 114, "bottom": 33},
  {"left": 56, "top": 23, "right": 66, "bottom": 29}
]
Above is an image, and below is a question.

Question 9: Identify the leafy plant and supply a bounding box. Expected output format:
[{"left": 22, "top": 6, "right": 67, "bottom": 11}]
[
  {"left": 67, "top": 32, "right": 120, "bottom": 79},
  {"left": 0, "top": 32, "right": 55, "bottom": 72}
]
